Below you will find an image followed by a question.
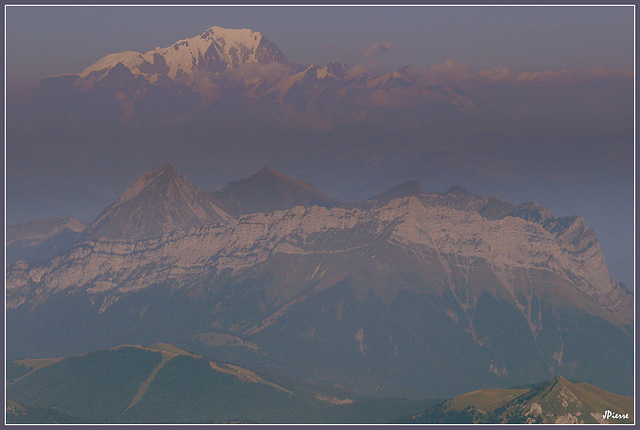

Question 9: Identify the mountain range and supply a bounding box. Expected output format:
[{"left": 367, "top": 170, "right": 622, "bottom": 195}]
[
  {"left": 8, "top": 25, "right": 472, "bottom": 132},
  {"left": 6, "top": 162, "right": 633, "bottom": 400},
  {"left": 7, "top": 24, "right": 633, "bottom": 293}
]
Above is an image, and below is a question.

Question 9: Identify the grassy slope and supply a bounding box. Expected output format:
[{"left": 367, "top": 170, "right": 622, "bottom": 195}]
[
  {"left": 6, "top": 343, "right": 437, "bottom": 424},
  {"left": 448, "top": 388, "right": 530, "bottom": 413},
  {"left": 404, "top": 376, "right": 634, "bottom": 424}
]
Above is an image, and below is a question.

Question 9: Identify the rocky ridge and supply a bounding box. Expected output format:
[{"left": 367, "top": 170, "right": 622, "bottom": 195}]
[
  {"left": 5, "top": 164, "right": 633, "bottom": 398},
  {"left": 7, "top": 186, "right": 630, "bottom": 325}
]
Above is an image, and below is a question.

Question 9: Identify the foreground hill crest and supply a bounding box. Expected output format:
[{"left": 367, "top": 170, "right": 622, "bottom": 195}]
[
  {"left": 405, "top": 376, "right": 634, "bottom": 424},
  {"left": 6, "top": 343, "right": 437, "bottom": 424},
  {"left": 6, "top": 344, "right": 633, "bottom": 424}
]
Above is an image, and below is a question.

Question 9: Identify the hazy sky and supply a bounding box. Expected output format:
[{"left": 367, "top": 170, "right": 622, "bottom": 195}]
[{"left": 5, "top": 5, "right": 634, "bottom": 89}]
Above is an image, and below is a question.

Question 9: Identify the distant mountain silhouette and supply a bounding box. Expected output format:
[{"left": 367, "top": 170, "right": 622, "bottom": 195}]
[{"left": 210, "top": 166, "right": 340, "bottom": 215}]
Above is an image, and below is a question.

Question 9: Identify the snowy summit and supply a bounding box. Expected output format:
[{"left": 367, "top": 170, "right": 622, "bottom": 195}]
[{"left": 80, "top": 25, "right": 287, "bottom": 79}]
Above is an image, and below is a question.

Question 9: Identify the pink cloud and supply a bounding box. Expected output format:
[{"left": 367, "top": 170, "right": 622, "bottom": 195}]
[
  {"left": 478, "top": 67, "right": 512, "bottom": 84},
  {"left": 345, "top": 64, "right": 368, "bottom": 79},
  {"left": 417, "top": 59, "right": 474, "bottom": 86},
  {"left": 403, "top": 60, "right": 633, "bottom": 89},
  {"left": 363, "top": 41, "right": 396, "bottom": 60}
]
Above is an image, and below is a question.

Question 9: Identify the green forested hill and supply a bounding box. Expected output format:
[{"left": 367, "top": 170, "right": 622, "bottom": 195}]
[{"left": 6, "top": 343, "right": 438, "bottom": 424}]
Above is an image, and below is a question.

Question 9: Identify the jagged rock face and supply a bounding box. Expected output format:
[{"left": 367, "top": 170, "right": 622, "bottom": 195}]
[
  {"left": 497, "top": 376, "right": 634, "bottom": 424},
  {"left": 419, "top": 186, "right": 516, "bottom": 220},
  {"left": 6, "top": 197, "right": 624, "bottom": 314},
  {"left": 6, "top": 189, "right": 633, "bottom": 397},
  {"left": 83, "top": 162, "right": 230, "bottom": 240}
]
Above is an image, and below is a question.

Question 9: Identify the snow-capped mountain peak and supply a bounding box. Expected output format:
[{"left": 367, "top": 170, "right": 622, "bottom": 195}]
[{"left": 80, "top": 25, "right": 287, "bottom": 79}]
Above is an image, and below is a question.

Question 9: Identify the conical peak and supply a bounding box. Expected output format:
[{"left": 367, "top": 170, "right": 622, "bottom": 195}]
[
  {"left": 544, "top": 376, "right": 573, "bottom": 393},
  {"left": 118, "top": 162, "right": 182, "bottom": 204},
  {"left": 147, "top": 161, "right": 178, "bottom": 177},
  {"left": 87, "top": 162, "right": 230, "bottom": 240},
  {"left": 136, "top": 161, "right": 182, "bottom": 185}
]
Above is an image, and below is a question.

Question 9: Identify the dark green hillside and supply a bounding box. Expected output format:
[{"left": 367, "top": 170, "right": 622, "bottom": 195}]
[
  {"left": 6, "top": 361, "right": 32, "bottom": 382},
  {"left": 308, "top": 397, "right": 443, "bottom": 424},
  {"left": 117, "top": 353, "right": 439, "bottom": 424},
  {"left": 6, "top": 343, "right": 437, "bottom": 424},
  {"left": 552, "top": 309, "right": 633, "bottom": 394},
  {"left": 119, "top": 354, "right": 302, "bottom": 423},
  {"left": 244, "top": 265, "right": 587, "bottom": 398},
  {"left": 6, "top": 346, "right": 162, "bottom": 421}
]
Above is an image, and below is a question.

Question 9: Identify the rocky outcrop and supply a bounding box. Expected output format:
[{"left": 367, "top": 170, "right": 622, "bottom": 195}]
[
  {"left": 7, "top": 194, "right": 631, "bottom": 324},
  {"left": 406, "top": 376, "right": 634, "bottom": 424}
]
